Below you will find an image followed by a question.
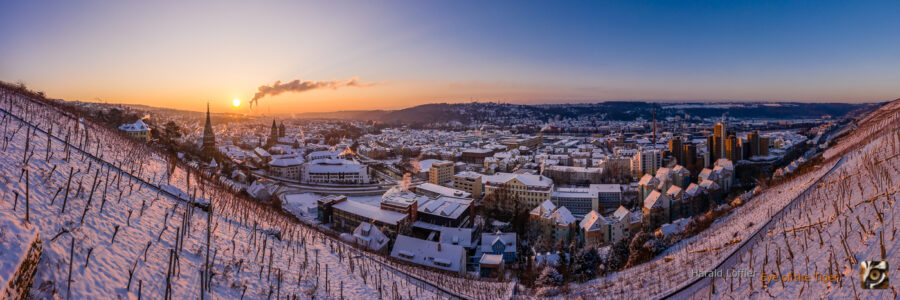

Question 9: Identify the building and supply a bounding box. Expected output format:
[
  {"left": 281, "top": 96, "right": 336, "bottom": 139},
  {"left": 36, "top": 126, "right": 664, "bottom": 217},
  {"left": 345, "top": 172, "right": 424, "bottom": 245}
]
[
  {"left": 550, "top": 184, "right": 623, "bottom": 218},
  {"left": 268, "top": 157, "right": 303, "bottom": 180},
  {"left": 303, "top": 158, "right": 369, "bottom": 184},
  {"left": 682, "top": 143, "right": 699, "bottom": 174},
  {"left": 483, "top": 172, "right": 553, "bottom": 212},
  {"left": 332, "top": 199, "right": 409, "bottom": 238},
  {"left": 438, "top": 227, "right": 479, "bottom": 271},
  {"left": 266, "top": 119, "right": 278, "bottom": 147},
  {"left": 461, "top": 148, "right": 495, "bottom": 164},
  {"left": 724, "top": 135, "right": 741, "bottom": 162},
  {"left": 417, "top": 196, "right": 473, "bottom": 227},
  {"left": 380, "top": 189, "right": 425, "bottom": 222},
  {"left": 414, "top": 183, "right": 471, "bottom": 199},
  {"left": 631, "top": 149, "right": 662, "bottom": 177},
  {"left": 500, "top": 136, "right": 543, "bottom": 150},
  {"left": 428, "top": 160, "right": 454, "bottom": 185},
  {"left": 479, "top": 254, "right": 504, "bottom": 277},
  {"left": 352, "top": 222, "right": 389, "bottom": 252},
  {"left": 118, "top": 119, "right": 150, "bottom": 141},
  {"left": 642, "top": 190, "right": 671, "bottom": 231},
  {"left": 669, "top": 137, "right": 683, "bottom": 165},
  {"left": 746, "top": 130, "right": 770, "bottom": 157},
  {"left": 201, "top": 103, "right": 217, "bottom": 160},
  {"left": 453, "top": 171, "right": 483, "bottom": 199},
  {"left": 391, "top": 235, "right": 466, "bottom": 274},
  {"left": 316, "top": 195, "right": 346, "bottom": 224},
  {"left": 580, "top": 210, "right": 620, "bottom": 247},
  {"left": 480, "top": 231, "right": 517, "bottom": 263},
  {"left": 530, "top": 200, "right": 577, "bottom": 242},
  {"left": 543, "top": 165, "right": 603, "bottom": 185}
]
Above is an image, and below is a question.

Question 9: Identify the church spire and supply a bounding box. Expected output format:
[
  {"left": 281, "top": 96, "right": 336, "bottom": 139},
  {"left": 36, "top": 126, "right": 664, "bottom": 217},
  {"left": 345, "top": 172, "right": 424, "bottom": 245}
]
[{"left": 201, "top": 102, "right": 217, "bottom": 160}]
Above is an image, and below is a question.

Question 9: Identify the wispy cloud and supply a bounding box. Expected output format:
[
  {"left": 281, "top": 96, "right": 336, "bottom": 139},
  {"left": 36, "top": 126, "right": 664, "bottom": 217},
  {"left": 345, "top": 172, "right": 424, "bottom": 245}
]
[{"left": 250, "top": 77, "right": 376, "bottom": 108}]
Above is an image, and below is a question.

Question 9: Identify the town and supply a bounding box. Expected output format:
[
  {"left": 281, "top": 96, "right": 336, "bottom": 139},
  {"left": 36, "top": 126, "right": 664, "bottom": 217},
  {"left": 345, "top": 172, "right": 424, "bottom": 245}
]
[{"left": 104, "top": 100, "right": 850, "bottom": 285}]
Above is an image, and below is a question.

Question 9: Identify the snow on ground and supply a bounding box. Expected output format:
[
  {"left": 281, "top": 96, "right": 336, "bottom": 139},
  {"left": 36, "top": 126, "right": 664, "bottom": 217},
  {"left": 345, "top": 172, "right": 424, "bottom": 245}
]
[
  {"left": 0, "top": 218, "right": 37, "bottom": 290},
  {"left": 0, "top": 90, "right": 513, "bottom": 299},
  {"left": 282, "top": 193, "right": 320, "bottom": 221}
]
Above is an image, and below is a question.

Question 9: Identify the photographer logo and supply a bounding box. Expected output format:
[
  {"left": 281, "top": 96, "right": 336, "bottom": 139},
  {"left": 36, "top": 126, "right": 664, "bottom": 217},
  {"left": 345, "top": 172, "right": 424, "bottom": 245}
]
[{"left": 860, "top": 261, "right": 889, "bottom": 289}]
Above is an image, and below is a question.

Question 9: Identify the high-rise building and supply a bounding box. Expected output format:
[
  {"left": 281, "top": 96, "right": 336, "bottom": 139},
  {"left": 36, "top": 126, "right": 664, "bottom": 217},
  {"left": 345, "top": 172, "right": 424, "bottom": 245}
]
[
  {"left": 682, "top": 143, "right": 698, "bottom": 174},
  {"left": 669, "top": 137, "right": 683, "bottom": 164},
  {"left": 713, "top": 122, "right": 725, "bottom": 140},
  {"left": 747, "top": 130, "right": 760, "bottom": 157},
  {"left": 428, "top": 161, "right": 454, "bottom": 185},
  {"left": 201, "top": 103, "right": 217, "bottom": 160},
  {"left": 631, "top": 149, "right": 662, "bottom": 177},
  {"left": 724, "top": 135, "right": 740, "bottom": 162}
]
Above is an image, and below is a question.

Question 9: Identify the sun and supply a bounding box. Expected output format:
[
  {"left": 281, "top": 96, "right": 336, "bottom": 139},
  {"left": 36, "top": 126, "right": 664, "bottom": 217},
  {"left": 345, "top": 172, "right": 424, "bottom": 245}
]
[{"left": 232, "top": 98, "right": 241, "bottom": 108}]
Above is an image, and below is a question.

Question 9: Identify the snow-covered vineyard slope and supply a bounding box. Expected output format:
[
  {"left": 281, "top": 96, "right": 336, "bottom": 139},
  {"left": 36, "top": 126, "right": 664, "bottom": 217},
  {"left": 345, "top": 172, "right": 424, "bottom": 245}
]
[
  {"left": 0, "top": 90, "right": 513, "bottom": 299},
  {"left": 683, "top": 100, "right": 900, "bottom": 298},
  {"left": 556, "top": 100, "right": 900, "bottom": 300}
]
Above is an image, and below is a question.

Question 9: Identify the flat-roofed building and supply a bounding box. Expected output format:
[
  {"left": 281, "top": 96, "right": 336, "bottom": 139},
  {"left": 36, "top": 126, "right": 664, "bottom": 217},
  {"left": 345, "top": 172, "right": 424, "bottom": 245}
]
[
  {"left": 428, "top": 160, "right": 455, "bottom": 185},
  {"left": 453, "top": 171, "right": 483, "bottom": 199},
  {"left": 332, "top": 199, "right": 409, "bottom": 238}
]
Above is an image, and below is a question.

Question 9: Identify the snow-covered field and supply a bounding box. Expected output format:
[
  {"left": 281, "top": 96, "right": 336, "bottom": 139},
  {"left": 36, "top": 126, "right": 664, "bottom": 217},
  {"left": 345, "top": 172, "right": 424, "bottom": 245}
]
[{"left": 0, "top": 90, "right": 513, "bottom": 299}]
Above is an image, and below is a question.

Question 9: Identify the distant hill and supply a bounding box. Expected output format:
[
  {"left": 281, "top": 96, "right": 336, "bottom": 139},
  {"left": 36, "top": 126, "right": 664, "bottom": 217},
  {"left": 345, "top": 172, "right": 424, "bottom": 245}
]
[{"left": 288, "top": 101, "right": 879, "bottom": 123}]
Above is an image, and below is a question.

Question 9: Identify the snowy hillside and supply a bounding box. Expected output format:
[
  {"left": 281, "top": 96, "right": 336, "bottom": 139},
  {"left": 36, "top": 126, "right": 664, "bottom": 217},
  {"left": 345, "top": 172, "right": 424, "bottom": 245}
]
[
  {"left": 0, "top": 89, "right": 513, "bottom": 299},
  {"left": 682, "top": 99, "right": 900, "bottom": 298},
  {"left": 553, "top": 100, "right": 900, "bottom": 299}
]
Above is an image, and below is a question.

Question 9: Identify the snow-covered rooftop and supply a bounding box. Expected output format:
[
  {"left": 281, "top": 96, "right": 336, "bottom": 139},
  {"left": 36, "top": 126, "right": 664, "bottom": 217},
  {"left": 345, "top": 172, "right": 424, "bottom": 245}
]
[{"left": 333, "top": 200, "right": 408, "bottom": 225}]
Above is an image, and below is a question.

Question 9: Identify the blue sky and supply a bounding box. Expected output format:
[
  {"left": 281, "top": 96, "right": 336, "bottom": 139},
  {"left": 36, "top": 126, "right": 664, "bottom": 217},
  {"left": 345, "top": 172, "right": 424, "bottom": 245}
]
[{"left": 1, "top": 1, "right": 898, "bottom": 112}]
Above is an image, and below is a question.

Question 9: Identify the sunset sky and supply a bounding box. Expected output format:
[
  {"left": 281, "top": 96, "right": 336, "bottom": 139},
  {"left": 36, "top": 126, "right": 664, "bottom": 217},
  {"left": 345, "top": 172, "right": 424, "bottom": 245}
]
[{"left": 2, "top": 1, "right": 899, "bottom": 113}]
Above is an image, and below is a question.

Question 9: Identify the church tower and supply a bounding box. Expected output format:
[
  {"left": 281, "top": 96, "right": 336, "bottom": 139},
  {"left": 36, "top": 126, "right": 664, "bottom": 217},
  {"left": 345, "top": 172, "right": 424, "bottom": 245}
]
[
  {"left": 267, "top": 119, "right": 278, "bottom": 147},
  {"left": 201, "top": 103, "right": 217, "bottom": 160}
]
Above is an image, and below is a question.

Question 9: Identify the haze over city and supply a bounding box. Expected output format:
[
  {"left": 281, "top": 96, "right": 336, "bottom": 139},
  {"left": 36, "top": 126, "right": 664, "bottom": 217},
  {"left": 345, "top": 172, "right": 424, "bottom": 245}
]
[{"left": 2, "top": 0, "right": 900, "bottom": 113}]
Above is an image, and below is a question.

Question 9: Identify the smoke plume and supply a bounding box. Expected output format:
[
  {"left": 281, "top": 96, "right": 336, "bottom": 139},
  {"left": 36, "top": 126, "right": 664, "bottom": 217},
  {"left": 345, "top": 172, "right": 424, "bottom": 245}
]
[{"left": 249, "top": 77, "right": 375, "bottom": 108}]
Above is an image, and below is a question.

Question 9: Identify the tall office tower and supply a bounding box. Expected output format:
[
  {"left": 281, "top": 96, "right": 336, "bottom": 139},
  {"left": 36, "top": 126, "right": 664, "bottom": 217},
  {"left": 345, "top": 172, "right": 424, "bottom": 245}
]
[
  {"left": 669, "top": 136, "right": 683, "bottom": 164},
  {"left": 683, "top": 143, "right": 698, "bottom": 173}
]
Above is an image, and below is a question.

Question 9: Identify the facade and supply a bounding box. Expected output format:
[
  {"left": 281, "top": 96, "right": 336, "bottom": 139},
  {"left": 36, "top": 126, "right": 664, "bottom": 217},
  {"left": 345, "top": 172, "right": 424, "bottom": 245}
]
[
  {"left": 118, "top": 119, "right": 150, "bottom": 141},
  {"left": 642, "top": 190, "right": 671, "bottom": 231},
  {"left": 631, "top": 149, "right": 662, "bottom": 177},
  {"left": 550, "top": 184, "right": 623, "bottom": 218},
  {"left": 480, "top": 232, "right": 517, "bottom": 263},
  {"left": 500, "top": 136, "right": 543, "bottom": 150},
  {"left": 304, "top": 158, "right": 369, "bottom": 184},
  {"left": 483, "top": 172, "right": 553, "bottom": 211},
  {"left": 669, "top": 137, "right": 683, "bottom": 165},
  {"left": 428, "top": 161, "right": 454, "bottom": 185},
  {"left": 580, "top": 210, "right": 615, "bottom": 247},
  {"left": 453, "top": 171, "right": 483, "bottom": 199},
  {"left": 268, "top": 157, "right": 302, "bottom": 180},
  {"left": 543, "top": 165, "right": 603, "bottom": 185}
]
